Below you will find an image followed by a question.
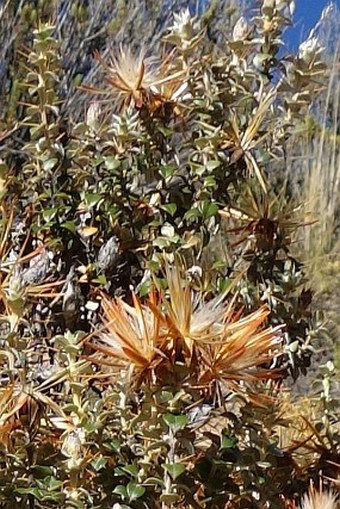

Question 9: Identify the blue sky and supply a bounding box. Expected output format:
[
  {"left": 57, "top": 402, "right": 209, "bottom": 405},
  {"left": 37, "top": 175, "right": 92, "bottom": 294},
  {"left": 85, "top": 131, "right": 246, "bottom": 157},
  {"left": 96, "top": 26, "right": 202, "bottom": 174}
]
[
  {"left": 194, "top": 0, "right": 339, "bottom": 49},
  {"left": 286, "top": 0, "right": 338, "bottom": 49}
]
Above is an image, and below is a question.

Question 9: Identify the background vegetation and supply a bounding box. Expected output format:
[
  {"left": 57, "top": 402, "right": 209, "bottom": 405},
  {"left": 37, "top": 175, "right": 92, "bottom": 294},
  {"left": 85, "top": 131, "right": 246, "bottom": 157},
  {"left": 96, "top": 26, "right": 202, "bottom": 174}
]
[{"left": 0, "top": 0, "right": 338, "bottom": 508}]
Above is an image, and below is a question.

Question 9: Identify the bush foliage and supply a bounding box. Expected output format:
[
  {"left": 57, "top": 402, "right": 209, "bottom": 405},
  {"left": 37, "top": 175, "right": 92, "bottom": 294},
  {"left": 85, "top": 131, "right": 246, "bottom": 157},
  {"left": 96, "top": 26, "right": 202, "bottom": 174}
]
[{"left": 0, "top": 1, "right": 338, "bottom": 508}]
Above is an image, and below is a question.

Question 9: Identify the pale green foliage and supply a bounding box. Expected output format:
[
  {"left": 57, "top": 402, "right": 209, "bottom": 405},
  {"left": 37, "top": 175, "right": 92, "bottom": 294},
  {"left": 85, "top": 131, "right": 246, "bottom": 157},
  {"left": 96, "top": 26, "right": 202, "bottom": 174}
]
[{"left": 0, "top": 2, "right": 338, "bottom": 508}]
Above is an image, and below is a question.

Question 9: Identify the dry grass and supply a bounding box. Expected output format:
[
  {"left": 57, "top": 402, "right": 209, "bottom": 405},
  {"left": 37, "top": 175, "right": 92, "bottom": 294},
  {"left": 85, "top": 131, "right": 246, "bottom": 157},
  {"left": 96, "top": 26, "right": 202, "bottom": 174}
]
[
  {"left": 284, "top": 5, "right": 340, "bottom": 372},
  {"left": 286, "top": 5, "right": 340, "bottom": 297}
]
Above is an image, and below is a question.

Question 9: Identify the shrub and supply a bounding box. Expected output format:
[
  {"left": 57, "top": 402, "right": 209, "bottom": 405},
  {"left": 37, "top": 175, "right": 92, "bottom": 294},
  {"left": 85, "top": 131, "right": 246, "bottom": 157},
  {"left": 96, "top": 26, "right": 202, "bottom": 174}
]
[{"left": 0, "top": 1, "right": 338, "bottom": 508}]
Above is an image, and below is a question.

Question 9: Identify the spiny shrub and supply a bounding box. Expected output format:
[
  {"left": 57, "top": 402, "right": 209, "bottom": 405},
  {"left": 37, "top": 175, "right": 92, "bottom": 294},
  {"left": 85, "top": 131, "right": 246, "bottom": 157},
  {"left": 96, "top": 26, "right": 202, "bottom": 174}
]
[{"left": 0, "top": 1, "right": 338, "bottom": 508}]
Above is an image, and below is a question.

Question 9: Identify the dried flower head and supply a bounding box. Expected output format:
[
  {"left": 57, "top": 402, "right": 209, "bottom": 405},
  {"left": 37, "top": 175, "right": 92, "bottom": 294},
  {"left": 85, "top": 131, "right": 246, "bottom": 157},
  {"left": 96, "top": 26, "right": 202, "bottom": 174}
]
[
  {"left": 198, "top": 304, "right": 283, "bottom": 401},
  {"left": 219, "top": 186, "right": 313, "bottom": 254},
  {"left": 300, "top": 483, "right": 338, "bottom": 509},
  {"left": 90, "top": 264, "right": 283, "bottom": 398},
  {"left": 98, "top": 45, "right": 159, "bottom": 109},
  {"left": 90, "top": 291, "right": 166, "bottom": 384},
  {"left": 163, "top": 262, "right": 226, "bottom": 350},
  {"left": 93, "top": 46, "right": 187, "bottom": 117}
]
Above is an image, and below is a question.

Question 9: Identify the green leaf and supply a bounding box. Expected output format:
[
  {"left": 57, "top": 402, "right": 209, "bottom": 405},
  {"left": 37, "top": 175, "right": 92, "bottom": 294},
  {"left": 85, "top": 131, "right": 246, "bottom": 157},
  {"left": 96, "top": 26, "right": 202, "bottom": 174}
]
[
  {"left": 162, "top": 463, "right": 186, "bottom": 480},
  {"left": 143, "top": 476, "right": 164, "bottom": 487},
  {"left": 108, "top": 438, "right": 122, "bottom": 453},
  {"left": 85, "top": 193, "right": 102, "bottom": 206},
  {"left": 91, "top": 456, "right": 107, "bottom": 472},
  {"left": 37, "top": 476, "right": 63, "bottom": 491},
  {"left": 217, "top": 277, "right": 232, "bottom": 294},
  {"left": 159, "top": 165, "right": 177, "bottom": 178},
  {"left": 43, "top": 207, "right": 58, "bottom": 222},
  {"left": 205, "top": 160, "right": 221, "bottom": 172},
  {"left": 152, "top": 237, "right": 171, "bottom": 249},
  {"left": 66, "top": 239, "right": 73, "bottom": 249},
  {"left": 202, "top": 201, "right": 218, "bottom": 220},
  {"left": 158, "top": 391, "right": 173, "bottom": 403},
  {"left": 204, "top": 176, "right": 217, "bottom": 187},
  {"left": 120, "top": 464, "right": 139, "bottom": 477},
  {"left": 15, "top": 487, "right": 44, "bottom": 500},
  {"left": 160, "top": 493, "right": 181, "bottom": 504},
  {"left": 138, "top": 280, "right": 151, "bottom": 297},
  {"left": 113, "top": 485, "right": 127, "bottom": 500},
  {"left": 43, "top": 158, "right": 58, "bottom": 172},
  {"left": 82, "top": 419, "right": 97, "bottom": 433},
  {"left": 61, "top": 221, "right": 77, "bottom": 234},
  {"left": 93, "top": 274, "right": 107, "bottom": 285},
  {"left": 163, "top": 413, "right": 188, "bottom": 433},
  {"left": 160, "top": 203, "right": 177, "bottom": 216},
  {"left": 73, "top": 74, "right": 84, "bottom": 87},
  {"left": 190, "top": 161, "right": 205, "bottom": 175},
  {"left": 104, "top": 156, "right": 121, "bottom": 171},
  {"left": 30, "top": 465, "right": 53, "bottom": 477},
  {"left": 220, "top": 434, "right": 238, "bottom": 449},
  {"left": 126, "top": 481, "right": 145, "bottom": 501},
  {"left": 184, "top": 207, "right": 200, "bottom": 221},
  {"left": 158, "top": 126, "right": 174, "bottom": 137},
  {"left": 212, "top": 260, "right": 227, "bottom": 270},
  {"left": 55, "top": 192, "right": 71, "bottom": 200}
]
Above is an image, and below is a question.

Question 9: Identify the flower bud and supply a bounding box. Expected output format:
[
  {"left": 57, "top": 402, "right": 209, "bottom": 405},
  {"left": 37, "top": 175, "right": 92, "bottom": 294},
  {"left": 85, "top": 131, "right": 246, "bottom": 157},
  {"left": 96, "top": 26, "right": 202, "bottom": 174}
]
[
  {"left": 232, "top": 16, "right": 250, "bottom": 41},
  {"left": 262, "top": 0, "right": 275, "bottom": 15},
  {"left": 276, "top": 0, "right": 295, "bottom": 15},
  {"left": 86, "top": 102, "right": 101, "bottom": 132},
  {"left": 298, "top": 36, "right": 320, "bottom": 65},
  {"left": 171, "top": 9, "right": 194, "bottom": 40},
  {"left": 97, "top": 236, "right": 120, "bottom": 272}
]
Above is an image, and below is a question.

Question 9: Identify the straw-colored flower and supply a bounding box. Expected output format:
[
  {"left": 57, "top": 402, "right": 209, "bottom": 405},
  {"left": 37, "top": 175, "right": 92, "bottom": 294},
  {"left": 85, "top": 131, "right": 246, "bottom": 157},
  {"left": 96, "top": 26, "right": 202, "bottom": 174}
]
[
  {"left": 163, "top": 262, "right": 226, "bottom": 351},
  {"left": 219, "top": 186, "right": 313, "bottom": 254},
  {"left": 99, "top": 46, "right": 158, "bottom": 109},
  {"left": 198, "top": 305, "right": 282, "bottom": 398},
  {"left": 90, "top": 291, "right": 168, "bottom": 383},
  {"left": 300, "top": 483, "right": 338, "bottom": 509},
  {"left": 91, "top": 264, "right": 283, "bottom": 397},
  {"left": 95, "top": 46, "right": 187, "bottom": 113}
]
